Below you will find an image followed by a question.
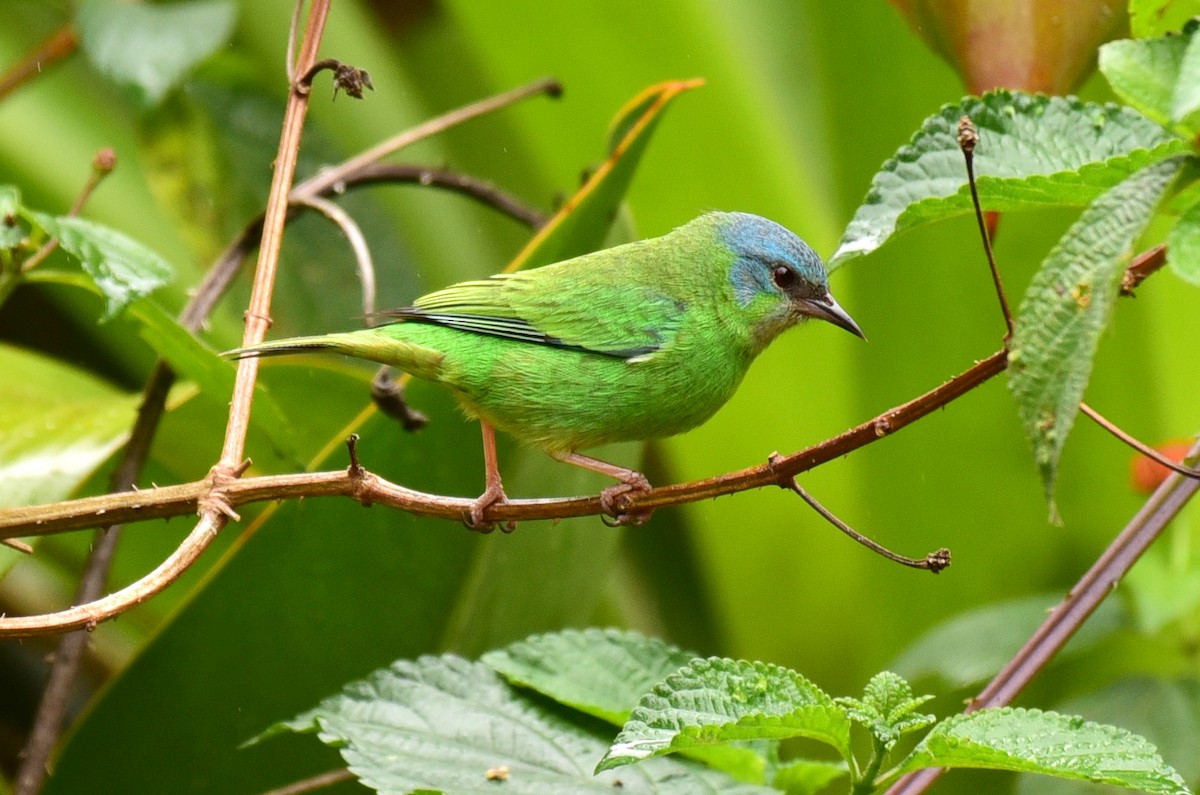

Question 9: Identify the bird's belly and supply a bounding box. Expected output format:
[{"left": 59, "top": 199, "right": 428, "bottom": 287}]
[{"left": 452, "top": 344, "right": 744, "bottom": 453}]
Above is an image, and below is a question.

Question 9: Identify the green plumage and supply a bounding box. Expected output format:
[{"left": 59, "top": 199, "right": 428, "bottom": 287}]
[{"left": 228, "top": 212, "right": 861, "bottom": 523}]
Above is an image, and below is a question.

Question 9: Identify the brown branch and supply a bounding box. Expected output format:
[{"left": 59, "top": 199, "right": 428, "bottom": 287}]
[
  {"left": 957, "top": 116, "right": 1013, "bottom": 340},
  {"left": 0, "top": 23, "right": 77, "bottom": 102},
  {"left": 1, "top": 352, "right": 1008, "bottom": 541}
]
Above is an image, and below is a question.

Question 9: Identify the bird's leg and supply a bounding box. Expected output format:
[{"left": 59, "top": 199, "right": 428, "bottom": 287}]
[
  {"left": 467, "top": 421, "right": 513, "bottom": 532},
  {"left": 550, "top": 451, "right": 654, "bottom": 526}
]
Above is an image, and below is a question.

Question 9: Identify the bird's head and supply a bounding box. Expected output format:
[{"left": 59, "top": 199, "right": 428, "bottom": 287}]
[{"left": 718, "top": 212, "right": 864, "bottom": 344}]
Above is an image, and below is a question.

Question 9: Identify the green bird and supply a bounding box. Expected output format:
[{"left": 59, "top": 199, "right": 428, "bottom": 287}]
[{"left": 228, "top": 211, "right": 863, "bottom": 529}]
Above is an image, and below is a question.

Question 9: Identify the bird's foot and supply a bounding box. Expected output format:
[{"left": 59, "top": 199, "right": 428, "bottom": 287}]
[
  {"left": 465, "top": 482, "right": 515, "bottom": 533},
  {"left": 599, "top": 473, "right": 654, "bottom": 527}
]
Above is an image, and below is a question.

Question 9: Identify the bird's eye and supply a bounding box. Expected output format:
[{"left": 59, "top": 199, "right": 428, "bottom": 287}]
[{"left": 772, "top": 265, "right": 796, "bottom": 289}]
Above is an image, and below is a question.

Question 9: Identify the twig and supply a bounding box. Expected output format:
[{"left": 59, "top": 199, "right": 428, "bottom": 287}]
[
  {"left": 0, "top": 23, "right": 77, "bottom": 102},
  {"left": 1080, "top": 402, "right": 1200, "bottom": 479},
  {"left": 20, "top": 149, "right": 117, "bottom": 274},
  {"left": 957, "top": 116, "right": 1014, "bottom": 340},
  {"left": 780, "top": 473, "right": 951, "bottom": 573},
  {"left": 887, "top": 438, "right": 1200, "bottom": 795},
  {"left": 260, "top": 767, "right": 354, "bottom": 795}
]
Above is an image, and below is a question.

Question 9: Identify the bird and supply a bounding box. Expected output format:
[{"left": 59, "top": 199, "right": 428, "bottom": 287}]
[{"left": 227, "top": 211, "right": 863, "bottom": 530}]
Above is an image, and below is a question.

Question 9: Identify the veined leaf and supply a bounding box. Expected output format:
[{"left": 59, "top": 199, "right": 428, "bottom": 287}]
[
  {"left": 830, "top": 91, "right": 1185, "bottom": 268},
  {"left": 30, "top": 214, "right": 173, "bottom": 320},
  {"left": 895, "top": 707, "right": 1190, "bottom": 795},
  {"left": 597, "top": 658, "right": 850, "bottom": 772},
  {"left": 1007, "top": 158, "right": 1182, "bottom": 517},
  {"left": 1099, "top": 21, "right": 1200, "bottom": 135},
  {"left": 257, "top": 654, "right": 777, "bottom": 794},
  {"left": 483, "top": 627, "right": 697, "bottom": 727}
]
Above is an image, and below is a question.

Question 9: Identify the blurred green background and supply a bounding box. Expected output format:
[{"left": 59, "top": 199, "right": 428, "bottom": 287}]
[{"left": 1, "top": 1, "right": 1197, "bottom": 793}]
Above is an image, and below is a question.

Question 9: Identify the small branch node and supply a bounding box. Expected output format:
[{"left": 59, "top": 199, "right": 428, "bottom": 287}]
[
  {"left": 199, "top": 465, "right": 243, "bottom": 522},
  {"left": 346, "top": 433, "right": 363, "bottom": 476},
  {"left": 371, "top": 367, "right": 429, "bottom": 431},
  {"left": 295, "top": 58, "right": 373, "bottom": 100},
  {"left": 243, "top": 310, "right": 274, "bottom": 329},
  {"left": 873, "top": 417, "right": 892, "bottom": 437}
]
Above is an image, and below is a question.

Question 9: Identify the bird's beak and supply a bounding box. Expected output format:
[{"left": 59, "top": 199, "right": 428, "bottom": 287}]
[{"left": 802, "top": 293, "right": 865, "bottom": 339}]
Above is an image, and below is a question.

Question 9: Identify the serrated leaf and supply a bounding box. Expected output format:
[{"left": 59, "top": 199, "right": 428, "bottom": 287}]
[
  {"left": 771, "top": 758, "right": 848, "bottom": 795},
  {"left": 1168, "top": 180, "right": 1200, "bottom": 285},
  {"left": 482, "top": 627, "right": 698, "bottom": 726},
  {"left": 896, "top": 707, "right": 1191, "bottom": 795},
  {"left": 830, "top": 91, "right": 1185, "bottom": 269},
  {"left": 1130, "top": 0, "right": 1200, "bottom": 38},
  {"left": 76, "top": 0, "right": 237, "bottom": 107},
  {"left": 597, "top": 658, "right": 851, "bottom": 773},
  {"left": 837, "top": 672, "right": 934, "bottom": 751},
  {"left": 504, "top": 79, "right": 703, "bottom": 273},
  {"left": 31, "top": 215, "right": 173, "bottom": 320},
  {"left": 892, "top": 593, "right": 1127, "bottom": 690},
  {"left": 1007, "top": 158, "right": 1182, "bottom": 517},
  {"left": 259, "top": 655, "right": 778, "bottom": 795}
]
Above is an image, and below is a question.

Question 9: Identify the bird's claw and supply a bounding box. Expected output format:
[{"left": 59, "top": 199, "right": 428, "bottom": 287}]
[
  {"left": 600, "top": 473, "right": 654, "bottom": 527},
  {"left": 465, "top": 483, "right": 515, "bottom": 533}
]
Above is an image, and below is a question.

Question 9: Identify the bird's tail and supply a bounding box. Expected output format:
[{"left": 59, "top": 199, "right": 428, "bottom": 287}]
[
  {"left": 224, "top": 330, "right": 445, "bottom": 382},
  {"left": 225, "top": 334, "right": 355, "bottom": 361}
]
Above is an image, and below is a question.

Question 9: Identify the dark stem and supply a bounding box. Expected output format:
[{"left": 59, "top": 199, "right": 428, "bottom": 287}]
[
  {"left": 957, "top": 116, "right": 1014, "bottom": 340},
  {"left": 783, "top": 475, "right": 950, "bottom": 573}
]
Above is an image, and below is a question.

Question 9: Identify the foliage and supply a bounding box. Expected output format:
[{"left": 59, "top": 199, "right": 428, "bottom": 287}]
[
  {"left": 262, "top": 628, "right": 1189, "bottom": 795},
  {"left": 1, "top": 2, "right": 1199, "bottom": 794}
]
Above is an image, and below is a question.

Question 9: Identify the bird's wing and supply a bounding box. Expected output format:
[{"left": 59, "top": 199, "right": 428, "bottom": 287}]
[{"left": 379, "top": 273, "right": 685, "bottom": 360}]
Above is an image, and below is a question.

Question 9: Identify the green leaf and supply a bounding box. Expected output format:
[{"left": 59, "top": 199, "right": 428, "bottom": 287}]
[
  {"left": 891, "top": 593, "right": 1127, "bottom": 690},
  {"left": 596, "top": 658, "right": 851, "bottom": 773},
  {"left": 1099, "top": 30, "right": 1191, "bottom": 127},
  {"left": 30, "top": 215, "right": 173, "bottom": 320},
  {"left": 1171, "top": 26, "right": 1200, "bottom": 129},
  {"left": 896, "top": 707, "right": 1191, "bottom": 794},
  {"left": 0, "top": 343, "right": 139, "bottom": 510},
  {"left": 1168, "top": 184, "right": 1200, "bottom": 284},
  {"left": 76, "top": 0, "right": 237, "bottom": 107},
  {"left": 482, "top": 627, "right": 698, "bottom": 726},
  {"left": 261, "top": 654, "right": 778, "bottom": 795},
  {"left": 0, "top": 343, "right": 145, "bottom": 571},
  {"left": 835, "top": 672, "right": 934, "bottom": 752},
  {"left": 770, "top": 759, "right": 848, "bottom": 795},
  {"left": 1007, "top": 158, "right": 1182, "bottom": 517},
  {"left": 504, "top": 79, "right": 703, "bottom": 273},
  {"left": 1129, "top": 0, "right": 1200, "bottom": 38},
  {"left": 830, "top": 91, "right": 1185, "bottom": 269}
]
